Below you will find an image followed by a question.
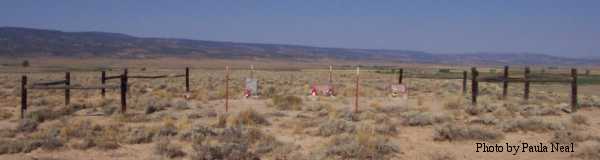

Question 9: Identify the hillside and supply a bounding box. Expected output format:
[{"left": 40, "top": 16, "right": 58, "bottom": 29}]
[{"left": 0, "top": 27, "right": 596, "bottom": 66}]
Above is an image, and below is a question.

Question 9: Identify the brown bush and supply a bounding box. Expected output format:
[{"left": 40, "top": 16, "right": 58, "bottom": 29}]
[
  {"left": 190, "top": 126, "right": 275, "bottom": 160},
  {"left": 154, "top": 139, "right": 186, "bottom": 158},
  {"left": 550, "top": 130, "right": 599, "bottom": 144},
  {"left": 574, "top": 141, "right": 600, "bottom": 160},
  {"left": 271, "top": 95, "right": 303, "bottom": 110},
  {"left": 226, "top": 109, "right": 270, "bottom": 126},
  {"left": 124, "top": 127, "right": 155, "bottom": 144},
  {"left": 402, "top": 111, "right": 450, "bottom": 126},
  {"left": 317, "top": 119, "right": 355, "bottom": 137},
  {"left": 322, "top": 128, "right": 398, "bottom": 160},
  {"left": 500, "top": 117, "right": 564, "bottom": 132},
  {"left": 16, "top": 119, "right": 39, "bottom": 133},
  {"left": 433, "top": 123, "right": 503, "bottom": 141},
  {"left": 571, "top": 114, "right": 589, "bottom": 126}
]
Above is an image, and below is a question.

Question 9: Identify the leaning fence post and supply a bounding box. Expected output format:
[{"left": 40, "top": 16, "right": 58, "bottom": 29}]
[
  {"left": 185, "top": 67, "right": 190, "bottom": 92},
  {"left": 101, "top": 70, "right": 106, "bottom": 97},
  {"left": 524, "top": 67, "right": 530, "bottom": 100},
  {"left": 471, "top": 67, "right": 478, "bottom": 105},
  {"left": 65, "top": 72, "right": 70, "bottom": 106},
  {"left": 225, "top": 66, "right": 230, "bottom": 112},
  {"left": 462, "top": 71, "right": 467, "bottom": 95},
  {"left": 21, "top": 75, "right": 27, "bottom": 119},
  {"left": 398, "top": 68, "right": 404, "bottom": 84},
  {"left": 355, "top": 66, "right": 360, "bottom": 113},
  {"left": 120, "top": 74, "right": 127, "bottom": 114},
  {"left": 572, "top": 68, "right": 578, "bottom": 112},
  {"left": 502, "top": 66, "right": 509, "bottom": 99}
]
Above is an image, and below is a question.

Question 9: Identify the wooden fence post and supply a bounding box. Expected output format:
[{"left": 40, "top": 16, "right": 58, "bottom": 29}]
[
  {"left": 123, "top": 69, "right": 128, "bottom": 93},
  {"left": 524, "top": 67, "right": 530, "bottom": 100},
  {"left": 355, "top": 66, "right": 360, "bottom": 113},
  {"left": 502, "top": 66, "right": 509, "bottom": 99},
  {"left": 572, "top": 68, "right": 578, "bottom": 112},
  {"left": 471, "top": 67, "right": 478, "bottom": 105},
  {"left": 185, "top": 67, "right": 190, "bottom": 92},
  {"left": 21, "top": 76, "right": 27, "bottom": 119},
  {"left": 329, "top": 65, "right": 333, "bottom": 83},
  {"left": 398, "top": 68, "right": 404, "bottom": 84},
  {"left": 65, "top": 72, "right": 70, "bottom": 106},
  {"left": 462, "top": 71, "right": 467, "bottom": 95},
  {"left": 225, "top": 66, "right": 230, "bottom": 112},
  {"left": 251, "top": 65, "right": 255, "bottom": 79},
  {"left": 120, "top": 74, "right": 127, "bottom": 114},
  {"left": 101, "top": 70, "right": 106, "bottom": 97}
]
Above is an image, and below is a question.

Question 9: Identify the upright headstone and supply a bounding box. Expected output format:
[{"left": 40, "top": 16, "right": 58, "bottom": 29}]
[{"left": 245, "top": 78, "right": 259, "bottom": 98}]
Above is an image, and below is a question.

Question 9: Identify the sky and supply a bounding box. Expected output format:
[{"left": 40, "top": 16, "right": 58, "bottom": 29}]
[{"left": 1, "top": 0, "right": 599, "bottom": 58}]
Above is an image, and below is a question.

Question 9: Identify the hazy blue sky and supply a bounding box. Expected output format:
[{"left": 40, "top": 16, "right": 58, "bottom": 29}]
[{"left": 1, "top": 0, "right": 599, "bottom": 58}]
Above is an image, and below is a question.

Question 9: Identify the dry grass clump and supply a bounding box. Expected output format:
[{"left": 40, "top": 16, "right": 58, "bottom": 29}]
[
  {"left": 154, "top": 138, "right": 186, "bottom": 158},
  {"left": 372, "top": 102, "right": 409, "bottom": 116},
  {"left": 402, "top": 111, "right": 450, "bottom": 126},
  {"left": 321, "top": 127, "right": 398, "bottom": 160},
  {"left": 520, "top": 105, "right": 562, "bottom": 117},
  {"left": 124, "top": 127, "right": 156, "bottom": 144},
  {"left": 0, "top": 138, "right": 63, "bottom": 154},
  {"left": 328, "top": 109, "right": 360, "bottom": 122},
  {"left": 158, "top": 123, "right": 179, "bottom": 137},
  {"left": 180, "top": 124, "right": 217, "bottom": 142},
  {"left": 0, "top": 110, "right": 12, "bottom": 120},
  {"left": 465, "top": 103, "right": 498, "bottom": 116},
  {"left": 0, "top": 129, "right": 16, "bottom": 138},
  {"left": 433, "top": 123, "right": 503, "bottom": 141},
  {"left": 144, "top": 99, "right": 190, "bottom": 114},
  {"left": 550, "top": 130, "right": 599, "bottom": 144},
  {"left": 223, "top": 109, "right": 270, "bottom": 127},
  {"left": 191, "top": 126, "right": 280, "bottom": 160},
  {"left": 59, "top": 120, "right": 98, "bottom": 139},
  {"left": 16, "top": 118, "right": 39, "bottom": 133},
  {"left": 113, "top": 113, "right": 152, "bottom": 123},
  {"left": 58, "top": 119, "right": 122, "bottom": 150},
  {"left": 574, "top": 141, "right": 600, "bottom": 160},
  {"left": 0, "top": 130, "right": 64, "bottom": 154},
  {"left": 374, "top": 120, "right": 399, "bottom": 136},
  {"left": 429, "top": 151, "right": 456, "bottom": 160},
  {"left": 571, "top": 114, "right": 589, "bottom": 126},
  {"left": 26, "top": 105, "right": 83, "bottom": 123},
  {"left": 468, "top": 115, "right": 498, "bottom": 125},
  {"left": 317, "top": 119, "right": 356, "bottom": 137},
  {"left": 500, "top": 117, "right": 565, "bottom": 132},
  {"left": 444, "top": 96, "right": 465, "bottom": 110},
  {"left": 581, "top": 96, "right": 600, "bottom": 108},
  {"left": 492, "top": 107, "right": 517, "bottom": 119},
  {"left": 271, "top": 95, "right": 303, "bottom": 110},
  {"left": 70, "top": 138, "right": 95, "bottom": 150},
  {"left": 304, "top": 102, "right": 332, "bottom": 112}
]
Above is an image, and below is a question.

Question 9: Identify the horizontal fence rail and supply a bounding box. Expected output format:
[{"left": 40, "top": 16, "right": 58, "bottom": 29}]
[
  {"left": 128, "top": 74, "right": 185, "bottom": 79},
  {"left": 28, "top": 85, "right": 120, "bottom": 90},
  {"left": 32, "top": 80, "right": 68, "bottom": 86}
]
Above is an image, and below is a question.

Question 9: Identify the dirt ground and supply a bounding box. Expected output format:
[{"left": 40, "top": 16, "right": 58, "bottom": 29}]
[{"left": 0, "top": 64, "right": 599, "bottom": 160}]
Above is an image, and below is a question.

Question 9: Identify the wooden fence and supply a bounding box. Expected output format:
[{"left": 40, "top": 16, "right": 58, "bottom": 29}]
[
  {"left": 470, "top": 66, "right": 579, "bottom": 112},
  {"left": 17, "top": 66, "right": 593, "bottom": 118},
  {"left": 395, "top": 68, "right": 470, "bottom": 94},
  {"left": 20, "top": 67, "right": 191, "bottom": 119}
]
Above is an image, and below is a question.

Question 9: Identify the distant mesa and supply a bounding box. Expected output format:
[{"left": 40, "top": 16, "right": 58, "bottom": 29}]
[{"left": 0, "top": 27, "right": 596, "bottom": 66}]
